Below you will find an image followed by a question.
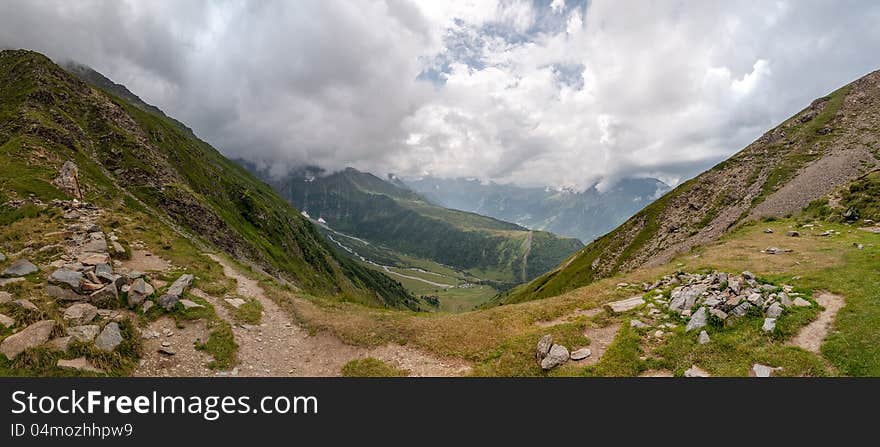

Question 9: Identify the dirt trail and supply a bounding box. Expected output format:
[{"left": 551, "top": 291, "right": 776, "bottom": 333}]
[
  {"left": 788, "top": 292, "right": 845, "bottom": 354},
  {"left": 202, "top": 253, "right": 470, "bottom": 377},
  {"left": 573, "top": 322, "right": 621, "bottom": 366}
]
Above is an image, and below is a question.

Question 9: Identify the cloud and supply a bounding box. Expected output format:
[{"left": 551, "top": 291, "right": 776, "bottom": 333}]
[{"left": 1, "top": 0, "right": 880, "bottom": 190}]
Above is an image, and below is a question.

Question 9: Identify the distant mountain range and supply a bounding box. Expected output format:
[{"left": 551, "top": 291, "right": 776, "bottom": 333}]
[{"left": 404, "top": 176, "right": 669, "bottom": 244}]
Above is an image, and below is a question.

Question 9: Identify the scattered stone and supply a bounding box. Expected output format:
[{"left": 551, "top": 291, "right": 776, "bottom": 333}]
[
  {"left": 141, "top": 330, "right": 160, "bottom": 340},
  {"left": 80, "top": 238, "right": 108, "bottom": 253},
  {"left": 89, "top": 282, "right": 119, "bottom": 307},
  {"left": 0, "top": 253, "right": 5, "bottom": 262},
  {"left": 0, "top": 277, "right": 24, "bottom": 287},
  {"left": 127, "top": 278, "right": 151, "bottom": 307},
  {"left": 0, "top": 291, "right": 10, "bottom": 304},
  {"left": 766, "top": 302, "right": 784, "bottom": 318},
  {"left": 49, "top": 269, "right": 83, "bottom": 290},
  {"left": 698, "top": 330, "right": 710, "bottom": 345},
  {"left": 605, "top": 295, "right": 645, "bottom": 313},
  {"left": 63, "top": 303, "right": 98, "bottom": 325},
  {"left": 536, "top": 334, "right": 553, "bottom": 360},
  {"left": 225, "top": 297, "right": 246, "bottom": 309},
  {"left": 762, "top": 318, "right": 777, "bottom": 332},
  {"left": 46, "top": 336, "right": 72, "bottom": 352},
  {"left": 57, "top": 357, "right": 103, "bottom": 374},
  {"left": 778, "top": 292, "right": 793, "bottom": 307},
  {"left": 1, "top": 259, "right": 38, "bottom": 277},
  {"left": 180, "top": 299, "right": 204, "bottom": 310},
  {"left": 52, "top": 161, "right": 82, "bottom": 199},
  {"left": 0, "top": 313, "right": 14, "bottom": 328},
  {"left": 818, "top": 230, "right": 833, "bottom": 237},
  {"left": 158, "top": 274, "right": 194, "bottom": 310},
  {"left": 142, "top": 301, "right": 154, "bottom": 314},
  {"left": 730, "top": 302, "right": 753, "bottom": 317},
  {"left": 684, "top": 365, "right": 710, "bottom": 377},
  {"left": 742, "top": 271, "right": 755, "bottom": 280},
  {"left": 80, "top": 253, "right": 110, "bottom": 266},
  {"left": 13, "top": 299, "right": 39, "bottom": 312},
  {"left": 630, "top": 319, "right": 648, "bottom": 329},
  {"left": 793, "top": 297, "right": 812, "bottom": 307},
  {"left": 786, "top": 231, "right": 800, "bottom": 237},
  {"left": 46, "top": 285, "right": 84, "bottom": 302},
  {"left": 540, "top": 344, "right": 570, "bottom": 370},
  {"left": 0, "top": 320, "right": 55, "bottom": 359},
  {"left": 67, "top": 325, "right": 101, "bottom": 342},
  {"left": 764, "top": 228, "right": 774, "bottom": 233},
  {"left": 158, "top": 346, "right": 176, "bottom": 356},
  {"left": 94, "top": 322, "right": 123, "bottom": 352},
  {"left": 653, "top": 330, "right": 664, "bottom": 338},
  {"left": 749, "top": 364, "right": 779, "bottom": 377},
  {"left": 570, "top": 348, "right": 592, "bottom": 360},
  {"left": 112, "top": 242, "right": 126, "bottom": 255},
  {"left": 686, "top": 307, "right": 708, "bottom": 332},
  {"left": 127, "top": 271, "right": 144, "bottom": 280},
  {"left": 762, "top": 247, "right": 792, "bottom": 254}
]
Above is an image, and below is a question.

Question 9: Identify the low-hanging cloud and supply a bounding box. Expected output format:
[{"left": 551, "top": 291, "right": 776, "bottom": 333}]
[{"left": 2, "top": 0, "right": 879, "bottom": 190}]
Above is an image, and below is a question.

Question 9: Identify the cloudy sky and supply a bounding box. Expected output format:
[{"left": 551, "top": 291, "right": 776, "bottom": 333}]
[{"left": 2, "top": 0, "right": 879, "bottom": 190}]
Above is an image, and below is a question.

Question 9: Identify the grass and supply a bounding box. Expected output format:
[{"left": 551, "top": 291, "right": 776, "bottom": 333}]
[
  {"left": 341, "top": 358, "right": 409, "bottom": 377},
  {"left": 232, "top": 298, "right": 263, "bottom": 325}
]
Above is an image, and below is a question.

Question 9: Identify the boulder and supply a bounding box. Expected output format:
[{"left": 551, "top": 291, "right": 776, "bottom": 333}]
[
  {"left": 67, "top": 325, "right": 101, "bottom": 342},
  {"left": 570, "top": 348, "right": 592, "bottom": 360},
  {"left": 0, "top": 320, "right": 55, "bottom": 359},
  {"left": 778, "top": 292, "right": 793, "bottom": 307},
  {"left": 698, "top": 330, "right": 710, "bottom": 345},
  {"left": 2, "top": 259, "right": 38, "bottom": 277},
  {"left": 80, "top": 253, "right": 110, "bottom": 266},
  {"left": 762, "top": 318, "right": 777, "bottom": 332},
  {"left": 46, "top": 336, "right": 72, "bottom": 352},
  {"left": 49, "top": 268, "right": 83, "bottom": 290},
  {"left": 89, "top": 282, "right": 118, "bottom": 307},
  {"left": 94, "top": 322, "right": 123, "bottom": 352},
  {"left": 728, "top": 277, "right": 742, "bottom": 294},
  {"left": 536, "top": 334, "right": 553, "bottom": 360},
  {"left": 80, "top": 238, "right": 108, "bottom": 253},
  {"left": 730, "top": 302, "right": 753, "bottom": 317},
  {"left": 127, "top": 278, "right": 151, "bottom": 307},
  {"left": 605, "top": 295, "right": 645, "bottom": 313},
  {"left": 742, "top": 271, "right": 755, "bottom": 280},
  {"left": 540, "top": 344, "right": 570, "bottom": 370},
  {"left": 793, "top": 297, "right": 811, "bottom": 307},
  {"left": 46, "top": 284, "right": 85, "bottom": 302},
  {"left": 94, "top": 263, "right": 114, "bottom": 282},
  {"left": 766, "top": 302, "right": 783, "bottom": 318},
  {"left": 158, "top": 274, "right": 194, "bottom": 310},
  {"left": 57, "top": 357, "right": 104, "bottom": 374},
  {"left": 747, "top": 293, "right": 764, "bottom": 307},
  {"left": 669, "top": 285, "right": 708, "bottom": 313},
  {"left": 63, "top": 303, "right": 98, "bottom": 326},
  {"left": 13, "top": 299, "right": 39, "bottom": 312},
  {"left": 0, "top": 313, "right": 14, "bottom": 328},
  {"left": 686, "top": 307, "right": 708, "bottom": 332}
]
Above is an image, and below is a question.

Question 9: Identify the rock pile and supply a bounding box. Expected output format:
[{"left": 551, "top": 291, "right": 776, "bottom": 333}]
[{"left": 535, "top": 334, "right": 584, "bottom": 370}]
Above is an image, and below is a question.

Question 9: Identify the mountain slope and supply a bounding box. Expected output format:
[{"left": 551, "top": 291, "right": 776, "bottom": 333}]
[
  {"left": 404, "top": 176, "right": 669, "bottom": 244},
  {"left": 0, "top": 49, "right": 416, "bottom": 309},
  {"left": 241, "top": 165, "right": 585, "bottom": 285},
  {"left": 502, "top": 69, "right": 880, "bottom": 304}
]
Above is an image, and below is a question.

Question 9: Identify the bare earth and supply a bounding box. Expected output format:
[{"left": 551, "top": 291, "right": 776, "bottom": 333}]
[
  {"left": 122, "top": 249, "right": 171, "bottom": 272},
  {"left": 788, "top": 292, "right": 845, "bottom": 354},
  {"left": 573, "top": 322, "right": 621, "bottom": 366}
]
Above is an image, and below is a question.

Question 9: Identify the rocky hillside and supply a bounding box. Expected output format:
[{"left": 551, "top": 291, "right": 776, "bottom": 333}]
[
  {"left": 405, "top": 176, "right": 669, "bottom": 244},
  {"left": 503, "top": 69, "right": 880, "bottom": 304},
  {"left": 242, "top": 165, "right": 584, "bottom": 285},
  {"left": 0, "top": 49, "right": 416, "bottom": 309}
]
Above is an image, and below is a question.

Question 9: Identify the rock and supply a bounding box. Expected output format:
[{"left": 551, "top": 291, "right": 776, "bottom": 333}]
[
  {"left": 180, "top": 299, "right": 204, "bottom": 310},
  {"left": 778, "top": 292, "right": 792, "bottom": 307},
  {"left": 698, "top": 330, "right": 710, "bottom": 345},
  {"left": 224, "top": 297, "right": 246, "bottom": 309},
  {"left": 141, "top": 330, "right": 160, "bottom": 340},
  {"left": 686, "top": 307, "right": 708, "bottom": 332},
  {"left": 0, "top": 313, "right": 14, "bottom": 328},
  {"left": 158, "top": 347, "right": 176, "bottom": 356},
  {"left": 540, "top": 344, "right": 570, "bottom": 370},
  {"left": 766, "top": 302, "right": 783, "bottom": 318},
  {"left": 787, "top": 231, "right": 800, "bottom": 237},
  {"left": 653, "top": 330, "right": 664, "bottom": 338},
  {"left": 158, "top": 274, "right": 194, "bottom": 310},
  {"left": 0, "top": 277, "right": 24, "bottom": 287},
  {"left": 762, "top": 318, "right": 777, "bottom": 332},
  {"left": 570, "top": 348, "right": 592, "bottom": 360},
  {"left": 684, "top": 365, "right": 710, "bottom": 377},
  {"left": 89, "top": 282, "right": 118, "bottom": 307},
  {"left": 742, "top": 271, "right": 755, "bottom": 280},
  {"left": 0, "top": 253, "right": 5, "bottom": 262},
  {"left": 57, "top": 357, "right": 104, "bottom": 374},
  {"left": 127, "top": 278, "right": 151, "bottom": 307},
  {"left": 49, "top": 269, "right": 83, "bottom": 290},
  {"left": 762, "top": 247, "right": 791, "bottom": 254},
  {"left": 80, "top": 238, "right": 108, "bottom": 253},
  {"left": 749, "top": 364, "right": 777, "bottom": 377},
  {"left": 709, "top": 309, "right": 727, "bottom": 321},
  {"left": 747, "top": 293, "right": 764, "bottom": 307},
  {"left": 605, "top": 295, "right": 645, "bottom": 313},
  {"left": 67, "top": 325, "right": 101, "bottom": 342},
  {"left": 0, "top": 291, "right": 10, "bottom": 304},
  {"left": 0, "top": 320, "right": 55, "bottom": 359},
  {"left": 94, "top": 322, "right": 123, "bottom": 352},
  {"left": 94, "top": 263, "right": 114, "bottom": 281},
  {"left": 630, "top": 319, "right": 648, "bottom": 329},
  {"left": 536, "top": 334, "right": 553, "bottom": 360},
  {"left": 703, "top": 296, "right": 722, "bottom": 307},
  {"left": 730, "top": 302, "right": 753, "bottom": 317},
  {"left": 763, "top": 228, "right": 773, "bottom": 233},
  {"left": 127, "top": 270, "right": 144, "bottom": 280},
  {"left": 62, "top": 303, "right": 98, "bottom": 325},
  {"left": 46, "top": 284, "right": 85, "bottom": 302},
  {"left": 1, "top": 259, "right": 38, "bottom": 277},
  {"left": 46, "top": 336, "right": 72, "bottom": 352},
  {"left": 13, "top": 299, "right": 39, "bottom": 312},
  {"left": 80, "top": 253, "right": 110, "bottom": 266},
  {"left": 112, "top": 242, "right": 126, "bottom": 255},
  {"left": 52, "top": 161, "right": 82, "bottom": 199},
  {"left": 142, "top": 301, "right": 154, "bottom": 314},
  {"left": 669, "top": 285, "right": 707, "bottom": 313},
  {"left": 728, "top": 278, "right": 742, "bottom": 294},
  {"left": 793, "top": 297, "right": 811, "bottom": 307}
]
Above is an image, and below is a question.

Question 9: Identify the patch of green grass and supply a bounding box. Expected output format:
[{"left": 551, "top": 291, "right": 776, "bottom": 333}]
[
  {"left": 584, "top": 325, "right": 645, "bottom": 377},
  {"left": 341, "top": 358, "right": 409, "bottom": 377},
  {"left": 232, "top": 298, "right": 263, "bottom": 325},
  {"left": 195, "top": 320, "right": 237, "bottom": 370}
]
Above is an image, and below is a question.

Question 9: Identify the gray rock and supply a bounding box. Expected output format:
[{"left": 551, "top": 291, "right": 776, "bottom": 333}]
[
  {"left": 46, "top": 336, "right": 72, "bottom": 352},
  {"left": 94, "top": 263, "right": 114, "bottom": 281},
  {"left": 63, "top": 303, "right": 98, "bottom": 326},
  {"left": 630, "top": 319, "right": 648, "bottom": 329},
  {"left": 540, "top": 344, "right": 570, "bottom": 370},
  {"left": 57, "top": 357, "right": 104, "bottom": 374},
  {"left": 749, "top": 364, "right": 777, "bottom": 377},
  {"left": 80, "top": 253, "right": 110, "bottom": 266},
  {"left": 142, "top": 300, "right": 154, "bottom": 314},
  {"left": 786, "top": 231, "right": 800, "bottom": 237},
  {"left": 49, "top": 268, "right": 83, "bottom": 290},
  {"left": 605, "top": 295, "right": 645, "bottom": 313},
  {"left": 686, "top": 307, "right": 708, "bottom": 332},
  {"left": 0, "top": 320, "right": 55, "bottom": 359},
  {"left": 2, "top": 259, "right": 38, "bottom": 277},
  {"left": 536, "top": 334, "right": 553, "bottom": 360},
  {"left": 0, "top": 291, "right": 10, "bottom": 304},
  {"left": 80, "top": 238, "right": 108, "bottom": 253},
  {"left": 778, "top": 292, "right": 792, "bottom": 307},
  {"left": 67, "top": 325, "right": 101, "bottom": 342},
  {"left": 0, "top": 313, "right": 14, "bottom": 328},
  {"left": 698, "top": 330, "right": 710, "bottom": 345},
  {"left": 747, "top": 293, "right": 764, "bottom": 307},
  {"left": 570, "top": 348, "right": 592, "bottom": 360},
  {"left": 53, "top": 160, "right": 82, "bottom": 199},
  {"left": 94, "top": 322, "right": 123, "bottom": 352},
  {"left": 127, "top": 270, "right": 144, "bottom": 280},
  {"left": 224, "top": 298, "right": 246, "bottom": 308},
  {"left": 158, "top": 274, "right": 194, "bottom": 310},
  {"left": 127, "top": 278, "right": 150, "bottom": 307},
  {"left": 762, "top": 318, "right": 777, "bottom": 332},
  {"left": 684, "top": 365, "right": 710, "bottom": 377},
  {"left": 766, "top": 302, "right": 784, "bottom": 318},
  {"left": 0, "top": 252, "right": 5, "bottom": 262},
  {"left": 703, "top": 296, "right": 722, "bottom": 307},
  {"left": 180, "top": 299, "right": 204, "bottom": 310},
  {"left": 89, "top": 282, "right": 118, "bottom": 307},
  {"left": 742, "top": 271, "right": 755, "bottom": 280},
  {"left": 730, "top": 302, "right": 753, "bottom": 317},
  {"left": 793, "top": 297, "right": 811, "bottom": 307},
  {"left": 13, "top": 299, "right": 38, "bottom": 312},
  {"left": 46, "top": 284, "right": 85, "bottom": 302},
  {"left": 158, "top": 346, "right": 176, "bottom": 356}
]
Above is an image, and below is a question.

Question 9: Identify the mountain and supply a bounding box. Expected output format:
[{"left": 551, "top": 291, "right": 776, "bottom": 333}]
[
  {"left": 240, "top": 164, "right": 585, "bottom": 288},
  {"left": 404, "top": 176, "right": 669, "bottom": 244},
  {"left": 0, "top": 50, "right": 416, "bottom": 309},
  {"left": 502, "top": 69, "right": 880, "bottom": 304}
]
